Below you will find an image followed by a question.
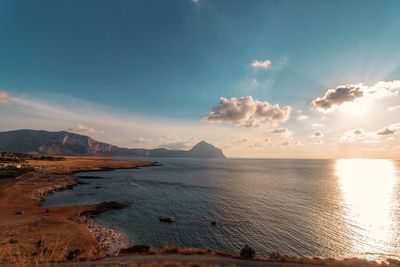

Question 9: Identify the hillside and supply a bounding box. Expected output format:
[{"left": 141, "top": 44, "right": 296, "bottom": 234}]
[{"left": 0, "top": 130, "right": 226, "bottom": 158}]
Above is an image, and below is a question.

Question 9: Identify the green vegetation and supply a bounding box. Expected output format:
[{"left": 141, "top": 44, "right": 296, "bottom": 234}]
[
  {"left": 0, "top": 165, "right": 33, "bottom": 179},
  {"left": 0, "top": 151, "right": 63, "bottom": 179},
  {"left": 0, "top": 151, "right": 64, "bottom": 163}
]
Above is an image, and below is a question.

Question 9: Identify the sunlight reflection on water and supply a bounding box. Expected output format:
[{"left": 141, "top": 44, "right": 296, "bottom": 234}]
[
  {"left": 336, "top": 159, "right": 398, "bottom": 259},
  {"left": 43, "top": 158, "right": 400, "bottom": 260}
]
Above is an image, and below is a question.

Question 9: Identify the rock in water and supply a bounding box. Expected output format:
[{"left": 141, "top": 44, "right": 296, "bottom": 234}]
[{"left": 159, "top": 216, "right": 176, "bottom": 223}]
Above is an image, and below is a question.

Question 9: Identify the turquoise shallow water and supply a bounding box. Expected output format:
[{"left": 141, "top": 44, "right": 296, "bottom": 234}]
[{"left": 43, "top": 158, "right": 400, "bottom": 260}]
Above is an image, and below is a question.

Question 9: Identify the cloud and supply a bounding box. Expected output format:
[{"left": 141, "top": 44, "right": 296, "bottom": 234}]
[
  {"left": 311, "top": 84, "right": 364, "bottom": 112},
  {"left": 376, "top": 124, "right": 400, "bottom": 135},
  {"left": 251, "top": 59, "right": 272, "bottom": 69},
  {"left": 311, "top": 123, "right": 324, "bottom": 128},
  {"left": 294, "top": 141, "right": 306, "bottom": 146},
  {"left": 191, "top": 0, "right": 199, "bottom": 3},
  {"left": 160, "top": 137, "right": 198, "bottom": 150},
  {"left": 271, "top": 127, "right": 288, "bottom": 134},
  {"left": 340, "top": 129, "right": 366, "bottom": 143},
  {"left": 388, "top": 105, "right": 400, "bottom": 111},
  {"left": 68, "top": 124, "right": 96, "bottom": 134},
  {"left": 353, "top": 129, "right": 364, "bottom": 135},
  {"left": 255, "top": 101, "right": 292, "bottom": 121},
  {"left": 203, "top": 97, "right": 256, "bottom": 124},
  {"left": 249, "top": 142, "right": 263, "bottom": 148},
  {"left": 281, "top": 141, "right": 289, "bottom": 146},
  {"left": 340, "top": 126, "right": 399, "bottom": 143},
  {"left": 203, "top": 96, "right": 291, "bottom": 127},
  {"left": 297, "top": 115, "right": 308, "bottom": 121},
  {"left": 377, "top": 128, "right": 395, "bottom": 135},
  {"left": 310, "top": 131, "right": 323, "bottom": 138},
  {"left": 311, "top": 80, "right": 400, "bottom": 112},
  {"left": 368, "top": 80, "right": 400, "bottom": 97},
  {"left": 133, "top": 137, "right": 148, "bottom": 144},
  {"left": 0, "top": 91, "right": 9, "bottom": 103},
  {"left": 157, "top": 133, "right": 199, "bottom": 150}
]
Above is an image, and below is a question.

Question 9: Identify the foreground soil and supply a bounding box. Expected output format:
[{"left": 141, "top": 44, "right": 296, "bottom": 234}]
[
  {"left": 0, "top": 157, "right": 156, "bottom": 264},
  {"left": 71, "top": 254, "right": 325, "bottom": 267}
]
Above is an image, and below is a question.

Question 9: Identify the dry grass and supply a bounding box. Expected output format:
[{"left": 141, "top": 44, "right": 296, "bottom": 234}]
[
  {"left": 0, "top": 237, "right": 71, "bottom": 266},
  {"left": 126, "top": 262, "right": 235, "bottom": 267},
  {"left": 162, "top": 245, "right": 212, "bottom": 256},
  {"left": 1, "top": 240, "right": 397, "bottom": 267},
  {"left": 1, "top": 244, "right": 397, "bottom": 267},
  {"left": 267, "top": 252, "right": 395, "bottom": 267}
]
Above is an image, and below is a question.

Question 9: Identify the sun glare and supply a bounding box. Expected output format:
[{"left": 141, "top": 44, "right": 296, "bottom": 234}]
[
  {"left": 339, "top": 99, "right": 372, "bottom": 117},
  {"left": 336, "top": 159, "right": 398, "bottom": 256}
]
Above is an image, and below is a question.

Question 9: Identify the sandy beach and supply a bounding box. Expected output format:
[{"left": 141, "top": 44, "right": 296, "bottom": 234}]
[{"left": 0, "top": 157, "right": 156, "bottom": 263}]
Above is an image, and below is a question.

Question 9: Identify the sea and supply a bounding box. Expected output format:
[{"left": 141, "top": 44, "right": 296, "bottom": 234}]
[{"left": 42, "top": 158, "right": 400, "bottom": 261}]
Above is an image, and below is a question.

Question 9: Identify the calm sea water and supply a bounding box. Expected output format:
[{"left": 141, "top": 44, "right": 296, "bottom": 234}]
[{"left": 43, "top": 158, "right": 400, "bottom": 261}]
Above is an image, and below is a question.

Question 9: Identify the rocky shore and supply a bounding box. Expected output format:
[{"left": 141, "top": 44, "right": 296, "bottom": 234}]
[{"left": 76, "top": 215, "right": 131, "bottom": 256}]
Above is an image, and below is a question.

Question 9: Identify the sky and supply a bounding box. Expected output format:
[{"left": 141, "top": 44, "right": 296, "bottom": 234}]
[{"left": 1, "top": 0, "right": 400, "bottom": 159}]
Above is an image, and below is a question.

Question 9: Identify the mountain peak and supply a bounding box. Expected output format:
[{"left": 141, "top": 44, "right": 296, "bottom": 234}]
[
  {"left": 191, "top": 140, "right": 212, "bottom": 149},
  {"left": 188, "top": 141, "right": 226, "bottom": 158}
]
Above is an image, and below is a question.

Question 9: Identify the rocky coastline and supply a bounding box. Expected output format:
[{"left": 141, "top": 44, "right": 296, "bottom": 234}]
[{"left": 0, "top": 157, "right": 156, "bottom": 264}]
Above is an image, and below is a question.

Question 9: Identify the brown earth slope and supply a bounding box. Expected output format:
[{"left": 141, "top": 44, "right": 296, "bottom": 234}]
[{"left": 0, "top": 157, "right": 155, "bottom": 264}]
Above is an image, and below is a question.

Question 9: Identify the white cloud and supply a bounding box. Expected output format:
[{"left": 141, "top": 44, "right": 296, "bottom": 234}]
[
  {"left": 353, "top": 129, "right": 364, "bottom": 135},
  {"left": 68, "top": 124, "right": 96, "bottom": 134},
  {"left": 340, "top": 129, "right": 367, "bottom": 143},
  {"left": 311, "top": 80, "right": 400, "bottom": 112},
  {"left": 310, "top": 131, "right": 323, "bottom": 138},
  {"left": 203, "top": 96, "right": 291, "bottom": 127},
  {"left": 251, "top": 59, "right": 272, "bottom": 69},
  {"left": 368, "top": 80, "right": 400, "bottom": 97},
  {"left": 311, "top": 123, "right": 324, "bottom": 128},
  {"left": 297, "top": 115, "right": 308, "bottom": 121},
  {"left": 271, "top": 127, "right": 288, "bottom": 134},
  {"left": 340, "top": 125, "right": 400, "bottom": 143},
  {"left": 377, "top": 127, "right": 395, "bottom": 136},
  {"left": 311, "top": 84, "right": 364, "bottom": 112},
  {"left": 376, "top": 123, "right": 400, "bottom": 136}
]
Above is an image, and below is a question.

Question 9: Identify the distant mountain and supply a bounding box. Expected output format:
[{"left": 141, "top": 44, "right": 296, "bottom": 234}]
[
  {"left": 0, "top": 130, "right": 119, "bottom": 156},
  {"left": 0, "top": 129, "right": 226, "bottom": 158},
  {"left": 186, "top": 141, "right": 226, "bottom": 158}
]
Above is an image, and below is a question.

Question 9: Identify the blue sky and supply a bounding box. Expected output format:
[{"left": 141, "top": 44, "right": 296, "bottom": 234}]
[{"left": 1, "top": 0, "right": 400, "bottom": 158}]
